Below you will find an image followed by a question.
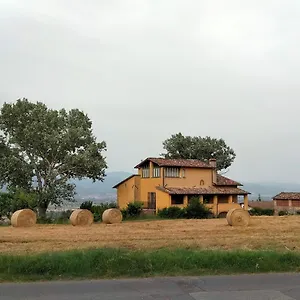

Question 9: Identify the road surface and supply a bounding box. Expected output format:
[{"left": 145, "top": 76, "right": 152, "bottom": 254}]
[{"left": 1, "top": 273, "right": 300, "bottom": 299}]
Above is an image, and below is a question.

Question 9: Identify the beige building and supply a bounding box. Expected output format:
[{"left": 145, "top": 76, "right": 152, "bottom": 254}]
[
  {"left": 113, "top": 157, "right": 250, "bottom": 217},
  {"left": 273, "top": 192, "right": 300, "bottom": 214}
]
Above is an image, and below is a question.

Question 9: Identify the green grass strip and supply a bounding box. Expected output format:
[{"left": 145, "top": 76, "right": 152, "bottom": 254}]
[{"left": 1, "top": 248, "right": 300, "bottom": 282}]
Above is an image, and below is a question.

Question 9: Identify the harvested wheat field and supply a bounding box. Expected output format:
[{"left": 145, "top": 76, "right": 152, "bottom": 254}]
[{"left": 1, "top": 216, "right": 300, "bottom": 255}]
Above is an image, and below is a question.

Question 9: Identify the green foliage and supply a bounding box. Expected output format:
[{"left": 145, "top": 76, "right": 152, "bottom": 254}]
[
  {"left": 250, "top": 207, "right": 274, "bottom": 216},
  {"left": 161, "top": 132, "right": 236, "bottom": 171},
  {"left": 10, "top": 189, "right": 38, "bottom": 212},
  {"left": 126, "top": 202, "right": 143, "bottom": 217},
  {"left": 0, "top": 190, "right": 37, "bottom": 218},
  {"left": 249, "top": 207, "right": 272, "bottom": 216},
  {"left": 1, "top": 248, "right": 300, "bottom": 281},
  {"left": 278, "top": 210, "right": 289, "bottom": 216},
  {"left": 121, "top": 208, "right": 128, "bottom": 220},
  {"left": 0, "top": 99, "right": 107, "bottom": 216},
  {"left": 0, "top": 192, "right": 13, "bottom": 218},
  {"left": 80, "top": 201, "right": 93, "bottom": 211},
  {"left": 90, "top": 202, "right": 117, "bottom": 222},
  {"left": 37, "top": 210, "right": 72, "bottom": 224},
  {"left": 121, "top": 202, "right": 144, "bottom": 220},
  {"left": 186, "top": 197, "right": 212, "bottom": 219},
  {"left": 157, "top": 207, "right": 186, "bottom": 219},
  {"left": 158, "top": 198, "right": 211, "bottom": 219}
]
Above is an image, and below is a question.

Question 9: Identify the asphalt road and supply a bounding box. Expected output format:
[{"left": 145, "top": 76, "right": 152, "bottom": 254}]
[{"left": 1, "top": 273, "right": 300, "bottom": 299}]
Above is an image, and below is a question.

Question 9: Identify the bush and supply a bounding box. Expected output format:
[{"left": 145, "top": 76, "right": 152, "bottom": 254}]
[
  {"left": 121, "top": 202, "right": 144, "bottom": 220},
  {"left": 37, "top": 210, "right": 73, "bottom": 224},
  {"left": 126, "top": 202, "right": 143, "bottom": 218},
  {"left": 279, "top": 210, "right": 289, "bottom": 216},
  {"left": 90, "top": 202, "right": 117, "bottom": 222},
  {"left": 158, "top": 198, "right": 212, "bottom": 219},
  {"left": 186, "top": 197, "right": 211, "bottom": 219},
  {"left": 121, "top": 208, "right": 128, "bottom": 220},
  {"left": 158, "top": 206, "right": 186, "bottom": 219},
  {"left": 0, "top": 193, "right": 13, "bottom": 218},
  {"left": 250, "top": 207, "right": 274, "bottom": 216},
  {"left": 80, "top": 201, "right": 93, "bottom": 211},
  {"left": 0, "top": 190, "right": 38, "bottom": 218}
]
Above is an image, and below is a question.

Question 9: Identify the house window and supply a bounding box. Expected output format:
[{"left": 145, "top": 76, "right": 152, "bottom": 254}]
[
  {"left": 165, "top": 167, "right": 180, "bottom": 178},
  {"left": 171, "top": 194, "right": 184, "bottom": 205},
  {"left": 142, "top": 168, "right": 150, "bottom": 178},
  {"left": 181, "top": 168, "right": 185, "bottom": 178},
  {"left": 200, "top": 180, "right": 204, "bottom": 186},
  {"left": 153, "top": 167, "right": 161, "bottom": 178},
  {"left": 203, "top": 196, "right": 213, "bottom": 204}
]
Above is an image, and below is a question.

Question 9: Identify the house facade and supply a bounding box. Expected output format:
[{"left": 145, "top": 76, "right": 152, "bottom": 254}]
[
  {"left": 113, "top": 157, "right": 250, "bottom": 216},
  {"left": 273, "top": 192, "right": 300, "bottom": 214}
]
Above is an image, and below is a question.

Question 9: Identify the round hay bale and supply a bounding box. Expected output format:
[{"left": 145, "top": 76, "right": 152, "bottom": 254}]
[
  {"left": 226, "top": 208, "right": 236, "bottom": 226},
  {"left": 226, "top": 208, "right": 250, "bottom": 227},
  {"left": 102, "top": 208, "right": 122, "bottom": 224},
  {"left": 70, "top": 209, "right": 93, "bottom": 226},
  {"left": 11, "top": 209, "right": 37, "bottom": 227}
]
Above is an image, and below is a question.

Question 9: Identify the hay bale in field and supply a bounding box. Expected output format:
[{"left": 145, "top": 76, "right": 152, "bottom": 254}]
[
  {"left": 70, "top": 209, "right": 93, "bottom": 226},
  {"left": 226, "top": 208, "right": 250, "bottom": 227},
  {"left": 11, "top": 209, "right": 37, "bottom": 227},
  {"left": 102, "top": 208, "right": 122, "bottom": 224}
]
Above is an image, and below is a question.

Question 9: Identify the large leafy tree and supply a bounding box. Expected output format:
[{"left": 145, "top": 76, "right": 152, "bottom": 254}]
[
  {"left": 161, "top": 133, "right": 236, "bottom": 171},
  {"left": 0, "top": 98, "right": 107, "bottom": 216}
]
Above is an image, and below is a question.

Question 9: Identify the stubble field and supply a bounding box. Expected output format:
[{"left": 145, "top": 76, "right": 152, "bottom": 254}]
[{"left": 1, "top": 216, "right": 300, "bottom": 255}]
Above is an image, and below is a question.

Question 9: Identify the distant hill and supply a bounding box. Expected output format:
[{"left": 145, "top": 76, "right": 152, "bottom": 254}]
[
  {"left": 3, "top": 171, "right": 300, "bottom": 203},
  {"left": 242, "top": 182, "right": 300, "bottom": 200},
  {"left": 72, "top": 171, "right": 132, "bottom": 201},
  {"left": 73, "top": 172, "right": 300, "bottom": 202}
]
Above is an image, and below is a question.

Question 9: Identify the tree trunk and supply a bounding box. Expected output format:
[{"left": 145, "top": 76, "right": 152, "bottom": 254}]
[{"left": 38, "top": 206, "right": 47, "bottom": 218}]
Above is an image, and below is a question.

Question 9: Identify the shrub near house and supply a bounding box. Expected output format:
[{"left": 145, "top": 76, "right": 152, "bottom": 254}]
[
  {"left": 80, "top": 201, "right": 117, "bottom": 222},
  {"left": 158, "top": 197, "right": 211, "bottom": 219}
]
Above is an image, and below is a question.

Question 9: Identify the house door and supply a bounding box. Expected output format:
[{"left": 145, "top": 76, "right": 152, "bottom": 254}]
[{"left": 148, "top": 192, "right": 156, "bottom": 209}]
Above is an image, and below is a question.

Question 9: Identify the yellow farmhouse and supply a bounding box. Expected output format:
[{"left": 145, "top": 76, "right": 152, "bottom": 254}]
[{"left": 113, "top": 157, "right": 250, "bottom": 217}]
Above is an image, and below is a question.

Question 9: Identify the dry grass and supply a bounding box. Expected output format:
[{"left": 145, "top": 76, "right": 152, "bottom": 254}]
[{"left": 1, "top": 216, "right": 300, "bottom": 255}]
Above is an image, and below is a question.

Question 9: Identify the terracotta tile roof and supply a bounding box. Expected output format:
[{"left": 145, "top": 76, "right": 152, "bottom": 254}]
[
  {"left": 112, "top": 174, "right": 139, "bottom": 188},
  {"left": 273, "top": 192, "right": 300, "bottom": 200},
  {"left": 156, "top": 186, "right": 250, "bottom": 195},
  {"left": 215, "top": 174, "right": 242, "bottom": 186},
  {"left": 249, "top": 201, "right": 274, "bottom": 209},
  {"left": 134, "top": 157, "right": 212, "bottom": 169}
]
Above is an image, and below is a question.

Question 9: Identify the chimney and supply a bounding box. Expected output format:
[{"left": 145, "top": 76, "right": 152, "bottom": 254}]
[{"left": 209, "top": 159, "right": 217, "bottom": 184}]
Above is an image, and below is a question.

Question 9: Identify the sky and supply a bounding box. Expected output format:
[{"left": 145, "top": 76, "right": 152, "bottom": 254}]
[{"left": 0, "top": 0, "right": 300, "bottom": 183}]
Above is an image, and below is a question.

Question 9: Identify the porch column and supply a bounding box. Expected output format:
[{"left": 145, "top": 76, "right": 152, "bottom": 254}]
[
  {"left": 274, "top": 200, "right": 278, "bottom": 215},
  {"left": 244, "top": 194, "right": 249, "bottom": 210},
  {"left": 199, "top": 195, "right": 204, "bottom": 203},
  {"left": 149, "top": 161, "right": 153, "bottom": 178},
  {"left": 184, "top": 195, "right": 188, "bottom": 206},
  {"left": 228, "top": 195, "right": 233, "bottom": 203},
  {"left": 213, "top": 195, "right": 218, "bottom": 215}
]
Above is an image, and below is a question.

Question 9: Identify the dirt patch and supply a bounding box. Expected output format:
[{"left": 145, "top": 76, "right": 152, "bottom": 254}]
[{"left": 0, "top": 216, "right": 299, "bottom": 254}]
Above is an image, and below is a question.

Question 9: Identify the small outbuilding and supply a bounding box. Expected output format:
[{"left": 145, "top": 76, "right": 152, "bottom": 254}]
[{"left": 273, "top": 192, "right": 300, "bottom": 214}]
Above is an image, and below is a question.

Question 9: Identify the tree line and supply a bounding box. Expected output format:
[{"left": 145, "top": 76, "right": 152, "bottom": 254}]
[{"left": 0, "top": 98, "right": 236, "bottom": 217}]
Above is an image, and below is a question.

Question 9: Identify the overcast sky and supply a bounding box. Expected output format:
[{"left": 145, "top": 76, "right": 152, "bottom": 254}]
[{"left": 0, "top": 0, "right": 299, "bottom": 183}]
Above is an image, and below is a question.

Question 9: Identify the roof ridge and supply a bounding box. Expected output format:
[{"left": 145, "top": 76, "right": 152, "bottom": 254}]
[
  {"left": 156, "top": 186, "right": 250, "bottom": 195},
  {"left": 135, "top": 157, "right": 212, "bottom": 169}
]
